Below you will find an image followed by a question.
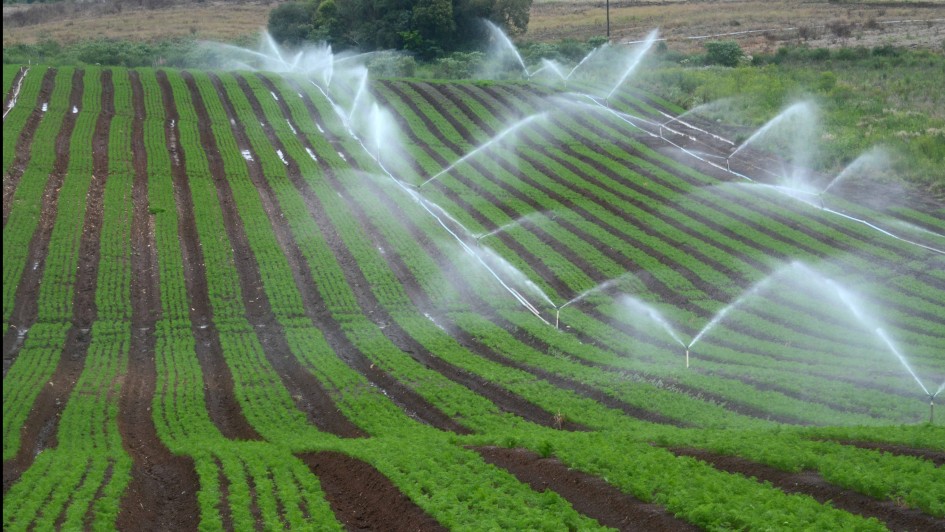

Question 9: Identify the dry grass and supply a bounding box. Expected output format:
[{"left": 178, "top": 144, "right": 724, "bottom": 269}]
[
  {"left": 2, "top": 0, "right": 943, "bottom": 52},
  {"left": 527, "top": 0, "right": 945, "bottom": 52},
  {"left": 2, "top": 1, "right": 274, "bottom": 47}
]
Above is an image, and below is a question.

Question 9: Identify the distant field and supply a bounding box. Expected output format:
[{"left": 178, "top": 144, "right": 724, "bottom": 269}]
[
  {"left": 4, "top": 0, "right": 945, "bottom": 51},
  {"left": 527, "top": 0, "right": 945, "bottom": 51},
  {"left": 2, "top": 1, "right": 272, "bottom": 47}
]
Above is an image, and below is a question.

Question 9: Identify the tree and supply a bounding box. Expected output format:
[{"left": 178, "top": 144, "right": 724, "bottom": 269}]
[
  {"left": 705, "top": 41, "right": 744, "bottom": 67},
  {"left": 268, "top": 2, "right": 317, "bottom": 46},
  {"left": 267, "top": 0, "right": 532, "bottom": 57}
]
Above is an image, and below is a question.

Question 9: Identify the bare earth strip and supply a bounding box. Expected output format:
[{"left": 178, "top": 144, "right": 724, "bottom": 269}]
[
  {"left": 2, "top": 69, "right": 85, "bottom": 493},
  {"left": 265, "top": 84, "right": 581, "bottom": 433},
  {"left": 4, "top": 69, "right": 111, "bottom": 492},
  {"left": 477, "top": 446, "right": 700, "bottom": 531},
  {"left": 2, "top": 69, "right": 74, "bottom": 369},
  {"left": 154, "top": 69, "right": 261, "bottom": 441},
  {"left": 415, "top": 83, "right": 859, "bottom": 425},
  {"left": 251, "top": 75, "right": 477, "bottom": 434},
  {"left": 2, "top": 68, "right": 55, "bottom": 229},
  {"left": 190, "top": 72, "right": 364, "bottom": 438},
  {"left": 323, "top": 144, "right": 689, "bottom": 428},
  {"left": 832, "top": 441, "right": 945, "bottom": 467},
  {"left": 115, "top": 69, "right": 200, "bottom": 531},
  {"left": 298, "top": 451, "right": 446, "bottom": 531},
  {"left": 670, "top": 447, "right": 945, "bottom": 530}
]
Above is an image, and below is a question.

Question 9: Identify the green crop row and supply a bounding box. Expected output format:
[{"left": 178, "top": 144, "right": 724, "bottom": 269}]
[
  {"left": 141, "top": 70, "right": 345, "bottom": 528},
  {"left": 254, "top": 74, "right": 656, "bottom": 526},
  {"left": 2, "top": 64, "right": 19, "bottom": 97},
  {"left": 661, "top": 429, "right": 945, "bottom": 516},
  {"left": 4, "top": 69, "right": 135, "bottom": 531},
  {"left": 166, "top": 70, "right": 327, "bottom": 447},
  {"left": 525, "top": 432, "right": 887, "bottom": 530},
  {"left": 2, "top": 66, "right": 47, "bottom": 176},
  {"left": 3, "top": 69, "right": 101, "bottom": 461},
  {"left": 195, "top": 70, "right": 419, "bottom": 440},
  {"left": 2, "top": 68, "right": 71, "bottom": 329},
  {"left": 376, "top": 80, "right": 936, "bottom": 424}
]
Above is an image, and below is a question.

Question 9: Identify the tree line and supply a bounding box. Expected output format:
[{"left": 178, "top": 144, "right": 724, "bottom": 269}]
[{"left": 268, "top": 0, "right": 531, "bottom": 58}]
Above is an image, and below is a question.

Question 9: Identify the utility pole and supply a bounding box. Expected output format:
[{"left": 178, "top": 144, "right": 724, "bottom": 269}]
[{"left": 606, "top": 0, "right": 611, "bottom": 39}]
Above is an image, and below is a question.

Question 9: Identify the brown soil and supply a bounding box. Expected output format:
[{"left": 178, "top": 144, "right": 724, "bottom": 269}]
[
  {"left": 298, "top": 451, "right": 447, "bottom": 531},
  {"left": 2, "top": 69, "right": 88, "bottom": 493},
  {"left": 373, "top": 80, "right": 809, "bottom": 427},
  {"left": 3, "top": 68, "right": 55, "bottom": 229},
  {"left": 279, "top": 85, "right": 587, "bottom": 433},
  {"left": 334, "top": 171, "right": 690, "bottom": 428},
  {"left": 184, "top": 71, "right": 365, "bottom": 438},
  {"left": 2, "top": 68, "right": 74, "bottom": 372},
  {"left": 834, "top": 441, "right": 945, "bottom": 467},
  {"left": 671, "top": 447, "right": 945, "bottom": 530},
  {"left": 154, "top": 69, "right": 261, "bottom": 442},
  {"left": 476, "top": 446, "right": 699, "bottom": 531},
  {"left": 2, "top": 66, "right": 25, "bottom": 110},
  {"left": 242, "top": 73, "right": 469, "bottom": 435},
  {"left": 276, "top": 75, "right": 583, "bottom": 434},
  {"left": 115, "top": 69, "right": 200, "bottom": 531}
]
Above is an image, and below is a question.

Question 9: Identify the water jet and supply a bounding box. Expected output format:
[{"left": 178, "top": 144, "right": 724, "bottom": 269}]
[{"left": 420, "top": 112, "right": 547, "bottom": 188}]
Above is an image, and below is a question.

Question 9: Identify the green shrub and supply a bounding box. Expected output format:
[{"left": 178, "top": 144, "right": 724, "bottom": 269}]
[{"left": 705, "top": 40, "right": 744, "bottom": 67}]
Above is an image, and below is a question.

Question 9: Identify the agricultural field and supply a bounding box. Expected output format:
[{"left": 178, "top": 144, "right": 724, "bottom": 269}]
[{"left": 3, "top": 36, "right": 945, "bottom": 530}]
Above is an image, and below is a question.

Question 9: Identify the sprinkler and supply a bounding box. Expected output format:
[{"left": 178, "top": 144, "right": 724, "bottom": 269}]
[
  {"left": 555, "top": 308, "right": 560, "bottom": 330},
  {"left": 725, "top": 158, "right": 731, "bottom": 173},
  {"left": 929, "top": 394, "right": 935, "bottom": 424},
  {"left": 685, "top": 349, "right": 690, "bottom": 369}
]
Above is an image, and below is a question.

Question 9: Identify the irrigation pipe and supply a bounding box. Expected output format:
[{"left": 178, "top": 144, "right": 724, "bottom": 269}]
[
  {"left": 3, "top": 66, "right": 30, "bottom": 121},
  {"left": 307, "top": 79, "right": 553, "bottom": 325}
]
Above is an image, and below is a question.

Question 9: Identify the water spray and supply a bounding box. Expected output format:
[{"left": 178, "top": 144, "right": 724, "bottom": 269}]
[
  {"left": 419, "top": 113, "right": 547, "bottom": 188},
  {"left": 605, "top": 29, "right": 660, "bottom": 101}
]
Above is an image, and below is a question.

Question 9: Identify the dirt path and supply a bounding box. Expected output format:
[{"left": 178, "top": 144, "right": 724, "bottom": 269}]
[
  {"left": 374, "top": 82, "right": 588, "bottom": 301},
  {"left": 477, "top": 446, "right": 699, "bottom": 531},
  {"left": 396, "top": 81, "right": 705, "bottom": 307},
  {"left": 671, "top": 447, "right": 944, "bottom": 530},
  {"left": 234, "top": 72, "right": 466, "bottom": 435},
  {"left": 115, "top": 70, "right": 200, "bottom": 531},
  {"left": 248, "top": 76, "right": 574, "bottom": 433},
  {"left": 298, "top": 451, "right": 446, "bottom": 531},
  {"left": 374, "top": 81, "right": 792, "bottom": 428},
  {"left": 154, "top": 70, "right": 261, "bottom": 442},
  {"left": 832, "top": 441, "right": 945, "bottom": 467},
  {"left": 335, "top": 158, "right": 690, "bottom": 428},
  {"left": 4, "top": 69, "right": 110, "bottom": 492},
  {"left": 2, "top": 68, "right": 76, "bottom": 372},
  {"left": 188, "top": 72, "right": 365, "bottom": 439},
  {"left": 3, "top": 68, "right": 55, "bottom": 229},
  {"left": 249, "top": 75, "right": 473, "bottom": 434}
]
